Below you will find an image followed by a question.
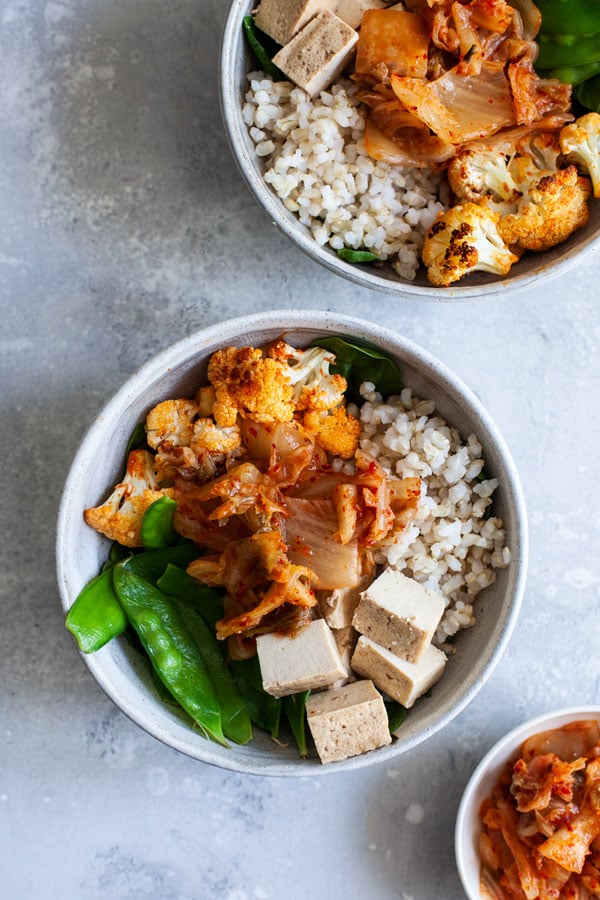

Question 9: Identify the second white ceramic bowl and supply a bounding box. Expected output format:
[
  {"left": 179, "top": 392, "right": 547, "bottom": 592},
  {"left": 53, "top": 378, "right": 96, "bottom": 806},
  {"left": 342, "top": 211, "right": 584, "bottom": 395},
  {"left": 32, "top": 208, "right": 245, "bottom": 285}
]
[{"left": 220, "top": 0, "right": 600, "bottom": 300}]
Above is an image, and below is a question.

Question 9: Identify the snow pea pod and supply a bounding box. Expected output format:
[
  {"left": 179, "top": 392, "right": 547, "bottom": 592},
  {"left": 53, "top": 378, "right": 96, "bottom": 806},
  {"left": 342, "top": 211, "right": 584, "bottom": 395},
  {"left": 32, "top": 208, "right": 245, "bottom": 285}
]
[
  {"left": 156, "top": 566, "right": 252, "bottom": 745},
  {"left": 121, "top": 542, "right": 199, "bottom": 584},
  {"left": 536, "top": 29, "right": 600, "bottom": 69},
  {"left": 540, "top": 58, "right": 600, "bottom": 84},
  {"left": 283, "top": 691, "right": 310, "bottom": 758},
  {"left": 141, "top": 496, "right": 178, "bottom": 551},
  {"left": 113, "top": 565, "right": 227, "bottom": 746},
  {"left": 65, "top": 567, "right": 127, "bottom": 653},
  {"left": 536, "top": 0, "right": 600, "bottom": 34},
  {"left": 157, "top": 563, "right": 224, "bottom": 627}
]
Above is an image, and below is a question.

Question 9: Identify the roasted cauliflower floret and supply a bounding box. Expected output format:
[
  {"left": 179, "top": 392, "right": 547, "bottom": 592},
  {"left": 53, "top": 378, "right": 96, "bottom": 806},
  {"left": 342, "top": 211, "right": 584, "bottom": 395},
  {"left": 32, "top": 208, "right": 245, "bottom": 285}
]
[
  {"left": 84, "top": 448, "right": 172, "bottom": 547},
  {"left": 207, "top": 346, "right": 295, "bottom": 427},
  {"left": 190, "top": 418, "right": 242, "bottom": 454},
  {"left": 303, "top": 407, "right": 361, "bottom": 459},
  {"left": 268, "top": 341, "right": 347, "bottom": 412},
  {"left": 422, "top": 202, "right": 520, "bottom": 287},
  {"left": 145, "top": 399, "right": 199, "bottom": 450},
  {"left": 498, "top": 166, "right": 591, "bottom": 253},
  {"left": 560, "top": 113, "right": 600, "bottom": 199},
  {"left": 448, "top": 148, "right": 522, "bottom": 204}
]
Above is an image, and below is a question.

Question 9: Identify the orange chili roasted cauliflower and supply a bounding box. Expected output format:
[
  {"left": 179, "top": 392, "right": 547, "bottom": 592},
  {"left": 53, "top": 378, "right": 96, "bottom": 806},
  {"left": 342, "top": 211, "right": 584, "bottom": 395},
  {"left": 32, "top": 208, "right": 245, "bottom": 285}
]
[
  {"left": 84, "top": 448, "right": 173, "bottom": 547},
  {"left": 207, "top": 346, "right": 295, "bottom": 427}
]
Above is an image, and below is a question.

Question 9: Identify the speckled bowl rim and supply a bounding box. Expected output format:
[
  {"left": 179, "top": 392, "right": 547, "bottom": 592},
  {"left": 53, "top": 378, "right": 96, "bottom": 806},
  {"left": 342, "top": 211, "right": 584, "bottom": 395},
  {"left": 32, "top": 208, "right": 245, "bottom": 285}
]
[
  {"left": 56, "top": 309, "right": 528, "bottom": 776},
  {"left": 455, "top": 705, "right": 600, "bottom": 898},
  {"left": 219, "top": 0, "right": 600, "bottom": 301}
]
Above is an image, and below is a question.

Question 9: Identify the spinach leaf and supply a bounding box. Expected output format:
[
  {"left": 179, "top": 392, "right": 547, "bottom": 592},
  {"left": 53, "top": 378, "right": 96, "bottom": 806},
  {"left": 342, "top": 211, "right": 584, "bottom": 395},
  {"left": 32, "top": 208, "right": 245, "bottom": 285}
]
[
  {"left": 125, "top": 422, "right": 148, "bottom": 455},
  {"left": 312, "top": 336, "right": 403, "bottom": 402},
  {"left": 576, "top": 73, "right": 600, "bottom": 112},
  {"left": 337, "top": 248, "right": 380, "bottom": 264},
  {"left": 242, "top": 16, "right": 286, "bottom": 82},
  {"left": 385, "top": 701, "right": 408, "bottom": 734}
]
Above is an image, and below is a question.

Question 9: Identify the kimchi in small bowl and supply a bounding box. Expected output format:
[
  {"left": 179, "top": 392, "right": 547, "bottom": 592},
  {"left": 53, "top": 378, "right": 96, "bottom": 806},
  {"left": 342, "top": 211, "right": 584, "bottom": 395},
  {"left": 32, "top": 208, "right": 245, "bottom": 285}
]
[{"left": 455, "top": 706, "right": 600, "bottom": 899}]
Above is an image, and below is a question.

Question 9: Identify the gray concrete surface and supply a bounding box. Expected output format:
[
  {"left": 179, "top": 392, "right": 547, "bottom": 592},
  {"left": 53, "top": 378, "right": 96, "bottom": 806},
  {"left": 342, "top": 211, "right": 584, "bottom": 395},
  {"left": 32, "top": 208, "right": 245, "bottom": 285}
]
[{"left": 1, "top": 1, "right": 599, "bottom": 898}]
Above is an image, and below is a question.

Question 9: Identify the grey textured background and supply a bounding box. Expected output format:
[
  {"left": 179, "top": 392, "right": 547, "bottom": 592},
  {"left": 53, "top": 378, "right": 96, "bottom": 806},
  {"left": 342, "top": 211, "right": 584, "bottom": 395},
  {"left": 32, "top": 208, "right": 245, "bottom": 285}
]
[{"left": 1, "top": 1, "right": 599, "bottom": 898}]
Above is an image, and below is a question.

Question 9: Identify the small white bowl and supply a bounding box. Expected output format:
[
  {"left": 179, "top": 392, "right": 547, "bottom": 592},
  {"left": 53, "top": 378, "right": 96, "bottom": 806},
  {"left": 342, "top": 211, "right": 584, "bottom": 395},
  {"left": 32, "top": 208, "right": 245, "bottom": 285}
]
[
  {"left": 219, "top": 0, "right": 600, "bottom": 301},
  {"left": 56, "top": 309, "right": 527, "bottom": 775},
  {"left": 455, "top": 705, "right": 600, "bottom": 898}
]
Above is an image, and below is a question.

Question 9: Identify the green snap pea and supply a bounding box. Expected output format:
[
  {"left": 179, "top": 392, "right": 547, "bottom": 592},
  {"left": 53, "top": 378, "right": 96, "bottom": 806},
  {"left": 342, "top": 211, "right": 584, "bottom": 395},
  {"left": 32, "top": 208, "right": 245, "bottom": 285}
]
[
  {"left": 65, "top": 567, "right": 127, "bottom": 653},
  {"left": 113, "top": 565, "right": 226, "bottom": 746},
  {"left": 535, "top": 0, "right": 600, "bottom": 35},
  {"left": 121, "top": 542, "right": 199, "bottom": 585},
  {"left": 536, "top": 29, "right": 600, "bottom": 70},
  {"left": 229, "top": 657, "right": 282, "bottom": 739},
  {"left": 156, "top": 563, "right": 224, "bottom": 627},
  {"left": 539, "top": 58, "right": 600, "bottom": 85},
  {"left": 141, "top": 496, "right": 179, "bottom": 551},
  {"left": 156, "top": 566, "right": 252, "bottom": 745},
  {"left": 283, "top": 691, "right": 310, "bottom": 758}
]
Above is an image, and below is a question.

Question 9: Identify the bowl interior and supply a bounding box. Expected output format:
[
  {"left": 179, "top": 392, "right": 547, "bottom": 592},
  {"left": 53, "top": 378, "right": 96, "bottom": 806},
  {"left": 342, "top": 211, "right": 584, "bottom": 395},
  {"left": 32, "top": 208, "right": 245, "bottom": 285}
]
[
  {"left": 220, "top": 0, "right": 600, "bottom": 299},
  {"left": 57, "top": 310, "right": 527, "bottom": 774},
  {"left": 455, "top": 706, "right": 600, "bottom": 899}
]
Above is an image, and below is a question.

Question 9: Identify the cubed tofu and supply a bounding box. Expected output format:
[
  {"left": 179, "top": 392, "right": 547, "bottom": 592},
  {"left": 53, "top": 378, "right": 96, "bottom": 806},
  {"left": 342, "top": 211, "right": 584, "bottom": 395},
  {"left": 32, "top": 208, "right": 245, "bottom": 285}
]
[
  {"left": 334, "top": 0, "right": 387, "bottom": 30},
  {"left": 257, "top": 619, "right": 347, "bottom": 698},
  {"left": 306, "top": 678, "right": 392, "bottom": 763},
  {"left": 318, "top": 572, "right": 374, "bottom": 629},
  {"left": 272, "top": 11, "right": 359, "bottom": 98},
  {"left": 352, "top": 568, "right": 445, "bottom": 664},
  {"left": 351, "top": 636, "right": 447, "bottom": 709},
  {"left": 332, "top": 625, "right": 359, "bottom": 685},
  {"left": 254, "top": 0, "right": 338, "bottom": 47}
]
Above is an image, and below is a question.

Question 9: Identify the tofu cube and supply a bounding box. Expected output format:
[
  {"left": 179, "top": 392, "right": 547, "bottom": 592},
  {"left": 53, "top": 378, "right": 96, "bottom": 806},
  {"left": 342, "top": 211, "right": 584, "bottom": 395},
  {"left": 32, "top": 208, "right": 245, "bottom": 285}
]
[
  {"left": 272, "top": 11, "right": 359, "bottom": 98},
  {"left": 352, "top": 568, "right": 445, "bottom": 664},
  {"left": 332, "top": 625, "right": 359, "bottom": 685},
  {"left": 306, "top": 678, "right": 392, "bottom": 763},
  {"left": 257, "top": 619, "right": 347, "bottom": 698},
  {"left": 254, "top": 0, "right": 338, "bottom": 47},
  {"left": 318, "top": 572, "right": 373, "bottom": 629},
  {"left": 334, "top": 0, "right": 387, "bottom": 30},
  {"left": 351, "top": 636, "right": 447, "bottom": 709}
]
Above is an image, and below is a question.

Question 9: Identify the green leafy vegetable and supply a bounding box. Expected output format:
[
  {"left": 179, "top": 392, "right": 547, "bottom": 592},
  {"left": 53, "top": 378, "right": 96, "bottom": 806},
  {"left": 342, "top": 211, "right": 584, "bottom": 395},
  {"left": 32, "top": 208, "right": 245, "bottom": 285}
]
[
  {"left": 312, "top": 336, "right": 403, "bottom": 402},
  {"left": 337, "top": 248, "right": 380, "bottom": 264},
  {"left": 125, "top": 422, "right": 148, "bottom": 455},
  {"left": 385, "top": 701, "right": 408, "bottom": 734},
  {"left": 576, "top": 73, "right": 600, "bottom": 112},
  {"left": 242, "top": 16, "right": 286, "bottom": 82},
  {"left": 283, "top": 691, "right": 310, "bottom": 758},
  {"left": 229, "top": 657, "right": 282, "bottom": 739}
]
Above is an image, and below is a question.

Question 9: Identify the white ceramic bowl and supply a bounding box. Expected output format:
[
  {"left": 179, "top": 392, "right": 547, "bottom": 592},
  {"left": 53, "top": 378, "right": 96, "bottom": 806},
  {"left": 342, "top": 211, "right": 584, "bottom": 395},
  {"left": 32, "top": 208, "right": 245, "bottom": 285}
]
[
  {"left": 455, "top": 705, "right": 600, "bottom": 898},
  {"left": 219, "top": 0, "right": 600, "bottom": 301},
  {"left": 56, "top": 309, "right": 528, "bottom": 775}
]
